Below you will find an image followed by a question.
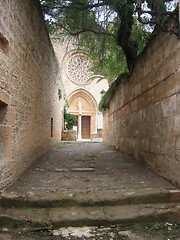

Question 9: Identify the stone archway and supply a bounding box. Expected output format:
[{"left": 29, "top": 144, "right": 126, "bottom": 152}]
[{"left": 67, "top": 89, "right": 98, "bottom": 140}]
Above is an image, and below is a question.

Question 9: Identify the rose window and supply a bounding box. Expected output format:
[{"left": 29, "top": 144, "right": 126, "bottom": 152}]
[{"left": 67, "top": 54, "right": 93, "bottom": 85}]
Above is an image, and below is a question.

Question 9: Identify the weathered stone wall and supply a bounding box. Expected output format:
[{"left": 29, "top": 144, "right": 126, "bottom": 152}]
[
  {"left": 0, "top": 0, "right": 64, "bottom": 191},
  {"left": 103, "top": 32, "right": 180, "bottom": 187},
  {"left": 61, "top": 130, "right": 77, "bottom": 141}
]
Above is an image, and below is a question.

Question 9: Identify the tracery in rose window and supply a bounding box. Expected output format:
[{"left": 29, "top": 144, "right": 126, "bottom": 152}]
[{"left": 67, "top": 54, "right": 93, "bottom": 85}]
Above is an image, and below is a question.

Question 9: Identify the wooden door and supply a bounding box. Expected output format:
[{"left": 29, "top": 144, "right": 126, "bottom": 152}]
[{"left": 81, "top": 116, "right": 90, "bottom": 139}]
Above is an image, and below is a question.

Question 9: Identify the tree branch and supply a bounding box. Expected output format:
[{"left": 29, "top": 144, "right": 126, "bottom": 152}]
[
  {"left": 42, "top": 0, "right": 113, "bottom": 12},
  {"left": 55, "top": 22, "right": 115, "bottom": 37},
  {"left": 71, "top": 0, "right": 113, "bottom": 10}
]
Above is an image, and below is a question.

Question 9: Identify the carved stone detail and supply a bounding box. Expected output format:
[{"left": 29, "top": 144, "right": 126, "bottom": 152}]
[{"left": 67, "top": 53, "right": 93, "bottom": 85}]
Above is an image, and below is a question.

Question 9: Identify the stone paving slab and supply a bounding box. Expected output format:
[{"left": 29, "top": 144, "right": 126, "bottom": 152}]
[
  {"left": 1, "top": 141, "right": 177, "bottom": 199},
  {"left": 1, "top": 202, "right": 179, "bottom": 228},
  {"left": 1, "top": 188, "right": 180, "bottom": 208}
]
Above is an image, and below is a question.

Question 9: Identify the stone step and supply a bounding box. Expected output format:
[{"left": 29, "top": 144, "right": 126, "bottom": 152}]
[
  {"left": 0, "top": 188, "right": 180, "bottom": 208},
  {"left": 0, "top": 202, "right": 180, "bottom": 230}
]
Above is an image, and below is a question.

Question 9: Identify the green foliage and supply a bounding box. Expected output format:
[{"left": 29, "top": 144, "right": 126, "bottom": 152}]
[
  {"left": 40, "top": 0, "right": 170, "bottom": 81},
  {"left": 14, "top": 219, "right": 21, "bottom": 227},
  {"left": 131, "top": 22, "right": 152, "bottom": 55},
  {"left": 58, "top": 88, "right": 62, "bottom": 100},
  {"left": 99, "top": 72, "right": 130, "bottom": 111},
  {"left": 98, "top": 89, "right": 110, "bottom": 112},
  {"left": 64, "top": 108, "right": 77, "bottom": 130},
  {"left": 79, "top": 30, "right": 128, "bottom": 81},
  {"left": 83, "top": 20, "right": 151, "bottom": 81}
]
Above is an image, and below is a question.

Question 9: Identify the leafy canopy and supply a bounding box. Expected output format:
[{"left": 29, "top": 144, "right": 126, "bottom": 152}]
[{"left": 40, "top": 0, "right": 170, "bottom": 81}]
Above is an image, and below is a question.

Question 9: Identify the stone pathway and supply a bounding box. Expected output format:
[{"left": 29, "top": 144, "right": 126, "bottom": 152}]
[
  {"left": 0, "top": 141, "right": 180, "bottom": 234},
  {"left": 2, "top": 141, "right": 177, "bottom": 196}
]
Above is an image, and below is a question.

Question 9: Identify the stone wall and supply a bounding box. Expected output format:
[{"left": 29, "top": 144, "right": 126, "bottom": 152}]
[
  {"left": 103, "top": 32, "right": 180, "bottom": 187},
  {"left": 0, "top": 0, "right": 64, "bottom": 191},
  {"left": 61, "top": 130, "right": 77, "bottom": 141}
]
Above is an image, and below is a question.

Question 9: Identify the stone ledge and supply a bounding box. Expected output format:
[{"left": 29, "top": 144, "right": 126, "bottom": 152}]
[
  {"left": 0, "top": 203, "right": 179, "bottom": 230},
  {"left": 1, "top": 188, "right": 179, "bottom": 208}
]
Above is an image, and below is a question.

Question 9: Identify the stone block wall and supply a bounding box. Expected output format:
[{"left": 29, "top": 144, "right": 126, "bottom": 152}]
[
  {"left": 0, "top": 0, "right": 64, "bottom": 191},
  {"left": 61, "top": 130, "right": 77, "bottom": 141},
  {"left": 103, "top": 32, "right": 180, "bottom": 187}
]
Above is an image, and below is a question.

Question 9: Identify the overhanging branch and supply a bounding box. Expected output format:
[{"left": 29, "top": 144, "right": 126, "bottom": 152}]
[{"left": 55, "top": 22, "right": 115, "bottom": 37}]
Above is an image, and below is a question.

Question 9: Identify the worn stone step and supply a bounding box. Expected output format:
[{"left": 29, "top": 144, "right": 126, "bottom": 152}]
[
  {"left": 0, "top": 203, "right": 180, "bottom": 230},
  {"left": 0, "top": 188, "right": 180, "bottom": 208}
]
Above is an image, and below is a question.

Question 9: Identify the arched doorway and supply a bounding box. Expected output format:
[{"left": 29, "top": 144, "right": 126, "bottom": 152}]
[{"left": 67, "top": 89, "right": 98, "bottom": 140}]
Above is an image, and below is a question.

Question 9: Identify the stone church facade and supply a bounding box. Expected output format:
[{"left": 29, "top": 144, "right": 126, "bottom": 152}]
[{"left": 53, "top": 38, "right": 109, "bottom": 140}]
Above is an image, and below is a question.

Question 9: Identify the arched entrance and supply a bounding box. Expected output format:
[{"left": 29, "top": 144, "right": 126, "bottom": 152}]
[{"left": 67, "top": 89, "right": 98, "bottom": 140}]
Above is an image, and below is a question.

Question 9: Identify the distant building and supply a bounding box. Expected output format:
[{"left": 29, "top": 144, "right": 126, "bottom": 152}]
[{"left": 53, "top": 37, "right": 109, "bottom": 140}]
